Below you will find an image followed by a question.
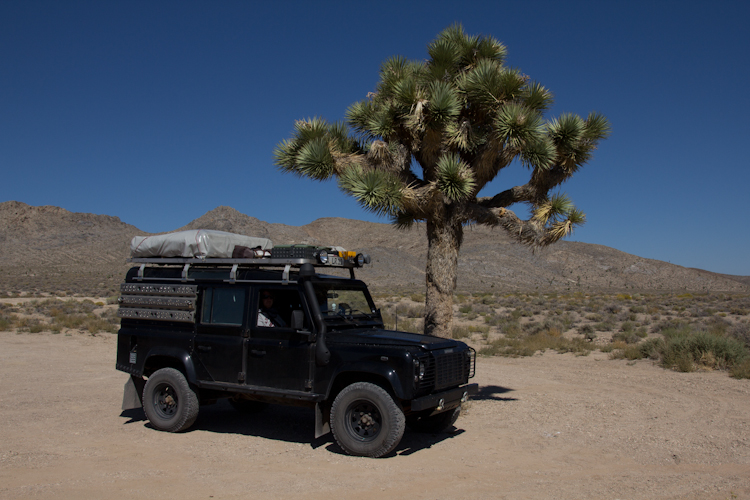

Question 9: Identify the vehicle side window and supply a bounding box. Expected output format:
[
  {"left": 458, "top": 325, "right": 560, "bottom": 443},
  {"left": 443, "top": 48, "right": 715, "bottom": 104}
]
[
  {"left": 201, "top": 287, "right": 246, "bottom": 325},
  {"left": 254, "top": 287, "right": 307, "bottom": 329}
]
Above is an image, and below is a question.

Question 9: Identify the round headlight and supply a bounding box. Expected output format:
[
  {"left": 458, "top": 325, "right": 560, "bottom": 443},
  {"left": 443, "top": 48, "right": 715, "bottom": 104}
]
[{"left": 317, "top": 251, "right": 329, "bottom": 264}]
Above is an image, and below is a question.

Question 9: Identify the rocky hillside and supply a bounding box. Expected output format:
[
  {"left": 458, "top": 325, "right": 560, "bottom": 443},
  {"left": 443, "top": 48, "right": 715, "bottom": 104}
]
[{"left": 1, "top": 201, "right": 747, "bottom": 295}]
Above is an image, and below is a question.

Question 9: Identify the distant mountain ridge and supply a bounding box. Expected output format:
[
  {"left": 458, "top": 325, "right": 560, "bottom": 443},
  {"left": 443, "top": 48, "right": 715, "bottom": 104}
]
[{"left": 0, "top": 201, "right": 746, "bottom": 296}]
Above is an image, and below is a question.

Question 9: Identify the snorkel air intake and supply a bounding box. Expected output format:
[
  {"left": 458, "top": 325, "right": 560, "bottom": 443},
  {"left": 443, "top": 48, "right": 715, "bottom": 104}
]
[{"left": 299, "top": 263, "right": 330, "bottom": 366}]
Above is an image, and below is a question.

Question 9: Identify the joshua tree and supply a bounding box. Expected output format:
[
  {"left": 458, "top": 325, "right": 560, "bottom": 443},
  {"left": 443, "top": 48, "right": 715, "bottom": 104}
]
[{"left": 274, "top": 25, "right": 610, "bottom": 338}]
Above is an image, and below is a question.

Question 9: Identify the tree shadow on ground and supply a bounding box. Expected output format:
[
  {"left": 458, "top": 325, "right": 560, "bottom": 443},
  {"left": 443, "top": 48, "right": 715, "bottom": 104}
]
[
  {"left": 473, "top": 384, "right": 517, "bottom": 401},
  {"left": 121, "top": 399, "right": 472, "bottom": 456}
]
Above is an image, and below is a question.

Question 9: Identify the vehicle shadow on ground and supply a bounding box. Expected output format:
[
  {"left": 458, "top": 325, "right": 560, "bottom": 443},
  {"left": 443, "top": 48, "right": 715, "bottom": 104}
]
[
  {"left": 120, "top": 408, "right": 147, "bottom": 423},
  {"left": 121, "top": 400, "right": 472, "bottom": 456},
  {"left": 474, "top": 384, "right": 518, "bottom": 401}
]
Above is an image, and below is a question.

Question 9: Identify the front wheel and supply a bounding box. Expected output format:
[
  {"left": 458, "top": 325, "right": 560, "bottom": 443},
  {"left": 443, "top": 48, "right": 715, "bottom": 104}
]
[
  {"left": 142, "top": 367, "right": 199, "bottom": 432},
  {"left": 330, "top": 382, "right": 405, "bottom": 458}
]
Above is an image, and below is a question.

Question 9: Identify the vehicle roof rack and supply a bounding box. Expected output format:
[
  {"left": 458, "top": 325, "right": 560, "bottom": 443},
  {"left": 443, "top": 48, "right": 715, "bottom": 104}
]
[{"left": 128, "top": 252, "right": 370, "bottom": 281}]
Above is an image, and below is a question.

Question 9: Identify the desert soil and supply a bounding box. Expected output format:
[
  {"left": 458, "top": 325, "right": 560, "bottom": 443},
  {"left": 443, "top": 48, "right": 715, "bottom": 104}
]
[{"left": 1, "top": 330, "right": 748, "bottom": 500}]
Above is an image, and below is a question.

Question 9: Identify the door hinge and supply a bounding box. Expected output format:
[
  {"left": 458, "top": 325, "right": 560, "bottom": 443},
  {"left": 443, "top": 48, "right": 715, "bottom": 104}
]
[
  {"left": 238, "top": 372, "right": 245, "bottom": 383},
  {"left": 304, "top": 379, "right": 313, "bottom": 390}
]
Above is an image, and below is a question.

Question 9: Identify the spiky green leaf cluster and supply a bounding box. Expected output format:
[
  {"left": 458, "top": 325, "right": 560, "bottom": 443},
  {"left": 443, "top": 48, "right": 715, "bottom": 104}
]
[
  {"left": 338, "top": 167, "right": 403, "bottom": 216},
  {"left": 532, "top": 193, "right": 586, "bottom": 241},
  {"left": 436, "top": 153, "right": 476, "bottom": 202}
]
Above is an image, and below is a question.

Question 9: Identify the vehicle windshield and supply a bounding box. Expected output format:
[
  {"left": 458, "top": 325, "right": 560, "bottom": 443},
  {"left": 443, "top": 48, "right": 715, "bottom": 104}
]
[{"left": 313, "top": 283, "right": 381, "bottom": 328}]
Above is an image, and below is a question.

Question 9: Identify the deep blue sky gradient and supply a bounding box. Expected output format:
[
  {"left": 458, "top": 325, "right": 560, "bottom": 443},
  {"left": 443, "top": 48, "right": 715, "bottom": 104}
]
[{"left": 2, "top": 1, "right": 749, "bottom": 275}]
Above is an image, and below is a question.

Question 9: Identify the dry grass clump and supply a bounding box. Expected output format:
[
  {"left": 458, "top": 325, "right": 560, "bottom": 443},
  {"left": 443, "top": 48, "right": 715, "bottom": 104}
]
[{"left": 0, "top": 298, "right": 119, "bottom": 334}]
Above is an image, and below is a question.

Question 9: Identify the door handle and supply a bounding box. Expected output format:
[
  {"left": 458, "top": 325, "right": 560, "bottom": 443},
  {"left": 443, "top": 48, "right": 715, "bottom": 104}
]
[
  {"left": 197, "top": 345, "right": 212, "bottom": 352},
  {"left": 251, "top": 349, "right": 266, "bottom": 357}
]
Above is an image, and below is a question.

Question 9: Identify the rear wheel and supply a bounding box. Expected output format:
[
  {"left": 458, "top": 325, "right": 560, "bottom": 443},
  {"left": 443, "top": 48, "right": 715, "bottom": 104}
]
[
  {"left": 406, "top": 406, "right": 461, "bottom": 433},
  {"left": 142, "top": 368, "right": 198, "bottom": 432},
  {"left": 330, "top": 382, "right": 405, "bottom": 458}
]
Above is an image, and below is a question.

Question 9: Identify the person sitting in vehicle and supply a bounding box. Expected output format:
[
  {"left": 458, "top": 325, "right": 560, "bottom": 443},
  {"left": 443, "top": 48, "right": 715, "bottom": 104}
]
[{"left": 257, "top": 290, "right": 286, "bottom": 327}]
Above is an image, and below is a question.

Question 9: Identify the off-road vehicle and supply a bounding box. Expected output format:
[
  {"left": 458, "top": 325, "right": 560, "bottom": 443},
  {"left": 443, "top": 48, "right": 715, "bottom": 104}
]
[{"left": 116, "top": 230, "right": 476, "bottom": 457}]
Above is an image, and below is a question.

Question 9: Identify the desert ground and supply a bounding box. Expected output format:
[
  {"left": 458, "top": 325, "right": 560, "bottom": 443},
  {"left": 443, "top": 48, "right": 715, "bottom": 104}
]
[{"left": 1, "top": 326, "right": 748, "bottom": 500}]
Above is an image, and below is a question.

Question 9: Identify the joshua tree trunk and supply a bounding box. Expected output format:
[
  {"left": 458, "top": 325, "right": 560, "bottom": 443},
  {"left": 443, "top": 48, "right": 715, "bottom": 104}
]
[{"left": 424, "top": 212, "right": 463, "bottom": 338}]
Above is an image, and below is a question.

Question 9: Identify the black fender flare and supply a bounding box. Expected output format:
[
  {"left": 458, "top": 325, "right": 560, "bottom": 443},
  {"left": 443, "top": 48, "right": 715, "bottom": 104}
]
[
  {"left": 143, "top": 346, "right": 199, "bottom": 386},
  {"left": 327, "top": 361, "right": 410, "bottom": 401}
]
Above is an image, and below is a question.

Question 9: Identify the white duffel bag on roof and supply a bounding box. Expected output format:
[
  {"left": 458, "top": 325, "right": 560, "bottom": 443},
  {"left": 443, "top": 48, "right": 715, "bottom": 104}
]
[{"left": 130, "top": 229, "right": 273, "bottom": 259}]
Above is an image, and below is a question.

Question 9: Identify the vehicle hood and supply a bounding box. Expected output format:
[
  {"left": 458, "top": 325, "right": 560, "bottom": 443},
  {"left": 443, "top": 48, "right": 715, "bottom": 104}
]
[{"left": 327, "top": 328, "right": 460, "bottom": 350}]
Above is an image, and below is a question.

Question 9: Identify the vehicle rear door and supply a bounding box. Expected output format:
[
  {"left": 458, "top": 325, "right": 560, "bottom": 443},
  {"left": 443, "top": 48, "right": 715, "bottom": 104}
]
[{"left": 194, "top": 285, "right": 248, "bottom": 384}]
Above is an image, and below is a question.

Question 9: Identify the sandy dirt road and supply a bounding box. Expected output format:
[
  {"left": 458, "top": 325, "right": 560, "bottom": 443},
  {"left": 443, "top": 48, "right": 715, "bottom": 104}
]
[{"left": 1, "top": 329, "right": 748, "bottom": 500}]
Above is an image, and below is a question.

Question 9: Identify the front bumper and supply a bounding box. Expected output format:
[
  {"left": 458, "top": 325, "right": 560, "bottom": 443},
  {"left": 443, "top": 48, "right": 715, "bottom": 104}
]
[{"left": 410, "top": 383, "right": 478, "bottom": 412}]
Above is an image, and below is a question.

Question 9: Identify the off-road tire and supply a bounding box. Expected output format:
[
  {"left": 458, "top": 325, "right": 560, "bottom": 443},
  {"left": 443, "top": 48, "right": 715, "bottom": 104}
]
[
  {"left": 406, "top": 406, "right": 461, "bottom": 434},
  {"left": 330, "top": 382, "right": 405, "bottom": 458},
  {"left": 142, "top": 367, "right": 199, "bottom": 432}
]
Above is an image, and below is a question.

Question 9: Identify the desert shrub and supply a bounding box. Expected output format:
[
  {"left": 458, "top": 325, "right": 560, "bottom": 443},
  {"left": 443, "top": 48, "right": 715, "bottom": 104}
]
[
  {"left": 609, "top": 344, "right": 643, "bottom": 361},
  {"left": 578, "top": 324, "right": 596, "bottom": 339},
  {"left": 612, "top": 331, "right": 640, "bottom": 344},
  {"left": 498, "top": 320, "right": 522, "bottom": 338},
  {"left": 473, "top": 303, "right": 493, "bottom": 315},
  {"left": 593, "top": 320, "right": 616, "bottom": 332},
  {"left": 479, "top": 331, "right": 593, "bottom": 357},
  {"left": 82, "top": 317, "right": 117, "bottom": 334},
  {"left": 701, "top": 316, "right": 731, "bottom": 335},
  {"left": 410, "top": 293, "right": 425, "bottom": 303},
  {"left": 730, "top": 359, "right": 750, "bottom": 379},
  {"left": 452, "top": 326, "right": 471, "bottom": 339},
  {"left": 480, "top": 295, "right": 497, "bottom": 305},
  {"left": 458, "top": 305, "right": 472, "bottom": 314},
  {"left": 651, "top": 318, "right": 689, "bottom": 333},
  {"left": 524, "top": 319, "right": 565, "bottom": 336},
  {"left": 393, "top": 317, "right": 422, "bottom": 334},
  {"left": 483, "top": 313, "right": 500, "bottom": 326},
  {"left": 405, "top": 305, "right": 424, "bottom": 318},
  {"left": 729, "top": 322, "right": 750, "bottom": 348},
  {"left": 561, "top": 313, "right": 576, "bottom": 331},
  {"left": 659, "top": 326, "right": 749, "bottom": 372},
  {"left": 468, "top": 325, "right": 490, "bottom": 334}
]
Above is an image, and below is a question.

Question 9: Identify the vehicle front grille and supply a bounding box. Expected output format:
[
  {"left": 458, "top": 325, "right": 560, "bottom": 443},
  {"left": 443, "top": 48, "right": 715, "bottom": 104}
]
[
  {"left": 416, "top": 348, "right": 471, "bottom": 394},
  {"left": 434, "top": 351, "right": 469, "bottom": 390}
]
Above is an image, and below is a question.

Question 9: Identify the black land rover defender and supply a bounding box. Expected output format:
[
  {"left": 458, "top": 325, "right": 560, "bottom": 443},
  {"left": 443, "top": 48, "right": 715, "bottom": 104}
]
[{"left": 116, "top": 243, "right": 477, "bottom": 458}]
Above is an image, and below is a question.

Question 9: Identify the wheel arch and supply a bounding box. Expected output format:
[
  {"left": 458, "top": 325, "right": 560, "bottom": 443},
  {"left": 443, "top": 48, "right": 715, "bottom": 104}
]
[
  {"left": 326, "top": 368, "right": 406, "bottom": 405},
  {"left": 143, "top": 347, "right": 198, "bottom": 385}
]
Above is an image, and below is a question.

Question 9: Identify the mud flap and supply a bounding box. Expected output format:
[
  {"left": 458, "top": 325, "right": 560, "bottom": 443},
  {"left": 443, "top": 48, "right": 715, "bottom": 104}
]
[
  {"left": 122, "top": 375, "right": 146, "bottom": 411},
  {"left": 314, "top": 402, "right": 330, "bottom": 438}
]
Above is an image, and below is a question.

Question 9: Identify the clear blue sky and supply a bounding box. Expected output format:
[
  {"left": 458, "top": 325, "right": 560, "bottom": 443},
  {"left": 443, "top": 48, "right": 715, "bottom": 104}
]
[{"left": 2, "top": 1, "right": 749, "bottom": 275}]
